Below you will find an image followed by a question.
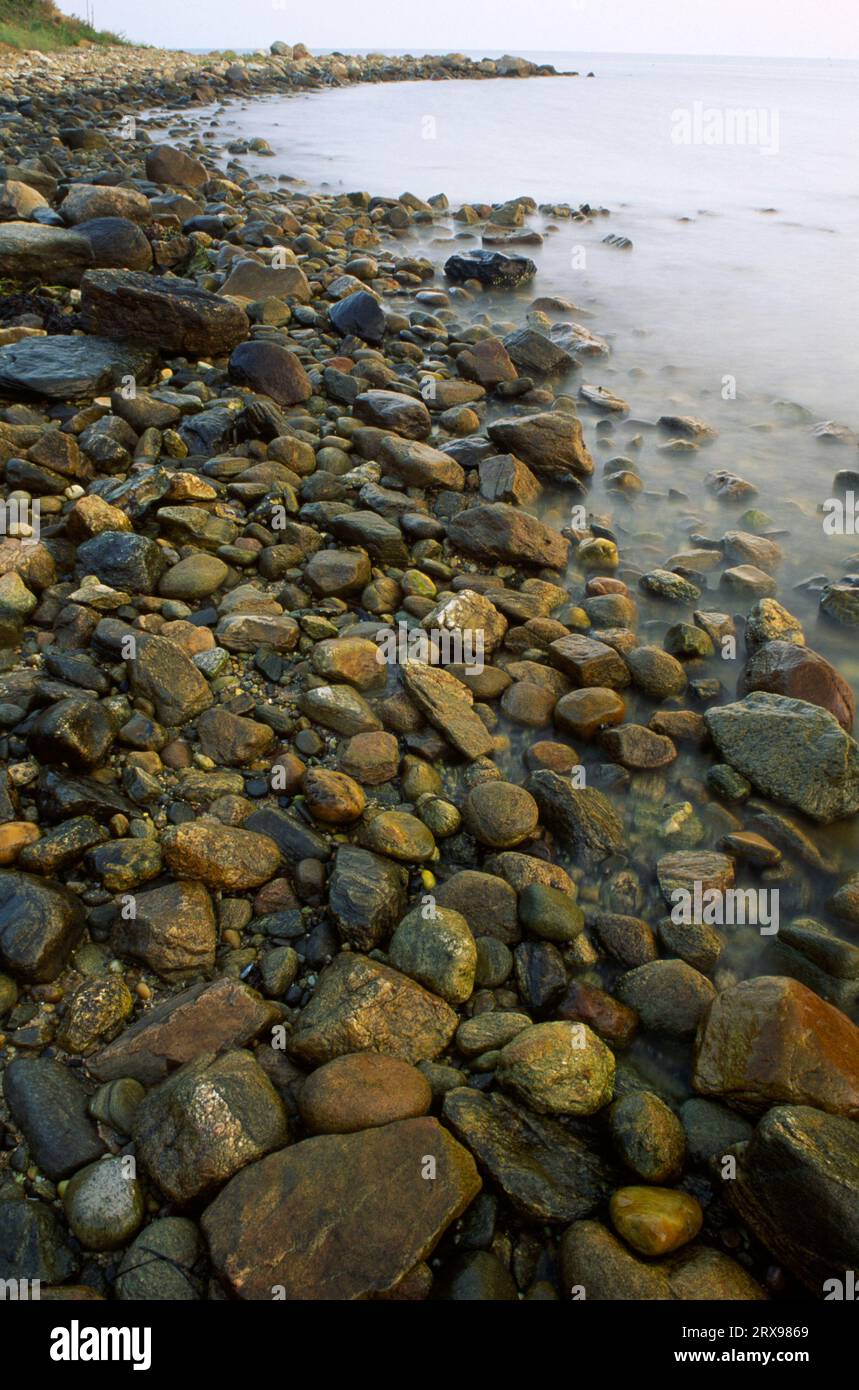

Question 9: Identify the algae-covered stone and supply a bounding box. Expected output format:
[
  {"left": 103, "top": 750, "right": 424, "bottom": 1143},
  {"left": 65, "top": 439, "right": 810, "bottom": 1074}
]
[
  {"left": 496, "top": 1020, "right": 615, "bottom": 1115},
  {"left": 388, "top": 905, "right": 476, "bottom": 1004}
]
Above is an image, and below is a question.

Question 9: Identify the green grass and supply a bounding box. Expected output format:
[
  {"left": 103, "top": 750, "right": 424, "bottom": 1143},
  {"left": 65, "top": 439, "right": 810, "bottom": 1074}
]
[{"left": 0, "top": 0, "right": 124, "bottom": 50}]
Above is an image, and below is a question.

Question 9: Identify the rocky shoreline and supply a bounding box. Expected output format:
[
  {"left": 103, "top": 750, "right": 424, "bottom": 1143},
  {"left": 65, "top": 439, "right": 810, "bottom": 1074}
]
[{"left": 0, "top": 41, "right": 858, "bottom": 1303}]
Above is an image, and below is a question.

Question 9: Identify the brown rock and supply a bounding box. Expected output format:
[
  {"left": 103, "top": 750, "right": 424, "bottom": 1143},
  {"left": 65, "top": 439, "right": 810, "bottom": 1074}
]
[
  {"left": 288, "top": 953, "right": 457, "bottom": 1066},
  {"left": 693, "top": 975, "right": 859, "bottom": 1116},
  {"left": 201, "top": 1116, "right": 480, "bottom": 1299},
  {"left": 298, "top": 1053, "right": 432, "bottom": 1133},
  {"left": 162, "top": 823, "right": 281, "bottom": 890},
  {"left": 739, "top": 640, "right": 856, "bottom": 731},
  {"left": 89, "top": 978, "right": 280, "bottom": 1085}
]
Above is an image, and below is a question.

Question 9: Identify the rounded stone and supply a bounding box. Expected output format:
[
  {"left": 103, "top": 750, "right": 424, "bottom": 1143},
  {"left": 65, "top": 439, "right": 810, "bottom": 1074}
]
[
  {"left": 462, "top": 781, "right": 540, "bottom": 848},
  {"left": 362, "top": 810, "right": 436, "bottom": 861},
  {"left": 388, "top": 905, "right": 477, "bottom": 1003},
  {"left": 116, "top": 1217, "right": 204, "bottom": 1300},
  {"left": 302, "top": 767, "right": 366, "bottom": 824},
  {"left": 626, "top": 646, "right": 688, "bottom": 698},
  {"left": 554, "top": 687, "right": 625, "bottom": 739},
  {"left": 518, "top": 883, "right": 584, "bottom": 942},
  {"left": 63, "top": 1156, "right": 145, "bottom": 1251},
  {"left": 609, "top": 1185, "right": 703, "bottom": 1256},
  {"left": 608, "top": 1091, "right": 686, "bottom": 1183},
  {"left": 298, "top": 1053, "right": 432, "bottom": 1134},
  {"left": 158, "top": 554, "right": 229, "bottom": 600},
  {"left": 496, "top": 1020, "right": 615, "bottom": 1115}
]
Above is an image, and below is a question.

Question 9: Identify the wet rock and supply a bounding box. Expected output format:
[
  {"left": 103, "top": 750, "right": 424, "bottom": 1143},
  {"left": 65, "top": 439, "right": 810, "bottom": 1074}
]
[
  {"left": 202, "top": 1115, "right": 479, "bottom": 1299},
  {"left": 126, "top": 631, "right": 213, "bottom": 725},
  {"left": 3, "top": 1057, "right": 105, "bottom": 1179},
  {"left": 63, "top": 1156, "right": 144, "bottom": 1251},
  {"left": 444, "top": 249, "right": 536, "bottom": 287},
  {"left": 549, "top": 634, "right": 630, "bottom": 690},
  {"left": 162, "top": 822, "right": 280, "bottom": 890},
  {"left": 609, "top": 1091, "right": 685, "bottom": 1183},
  {"left": 496, "top": 1021, "right": 615, "bottom": 1114},
  {"left": 389, "top": 904, "right": 476, "bottom": 1003},
  {"left": 693, "top": 975, "right": 859, "bottom": 1116},
  {"left": 554, "top": 686, "right": 625, "bottom": 738},
  {"left": 725, "top": 1103, "right": 859, "bottom": 1291},
  {"left": 0, "top": 335, "right": 155, "bottom": 399},
  {"left": 145, "top": 144, "right": 208, "bottom": 190},
  {"left": 328, "top": 844, "right": 406, "bottom": 950},
  {"left": 29, "top": 698, "right": 115, "bottom": 771},
  {"left": 0, "top": 220, "right": 92, "bottom": 285},
  {"left": 0, "top": 1198, "right": 77, "bottom": 1285},
  {"left": 112, "top": 879, "right": 216, "bottom": 982},
  {"left": 435, "top": 869, "right": 520, "bottom": 944},
  {"left": 159, "top": 554, "right": 229, "bottom": 600},
  {"left": 116, "top": 1217, "right": 204, "bottom": 1301},
  {"left": 680, "top": 1097, "right": 753, "bottom": 1166},
  {"left": 518, "top": 883, "right": 584, "bottom": 943},
  {"left": 488, "top": 412, "right": 593, "bottom": 484},
  {"left": 443, "top": 1087, "right": 616, "bottom": 1223},
  {"left": 705, "top": 692, "right": 859, "bottom": 823},
  {"left": 739, "top": 640, "right": 855, "bottom": 731},
  {"left": 78, "top": 532, "right": 166, "bottom": 594},
  {"left": 298, "top": 1053, "right": 432, "bottom": 1133},
  {"left": 528, "top": 770, "right": 624, "bottom": 866},
  {"left": 447, "top": 503, "right": 569, "bottom": 569},
  {"left": 89, "top": 978, "right": 280, "bottom": 1085},
  {"left": 288, "top": 952, "right": 457, "bottom": 1066},
  {"left": 134, "top": 1050, "right": 288, "bottom": 1205},
  {"left": 57, "top": 976, "right": 133, "bottom": 1054},
  {"left": 228, "top": 340, "right": 311, "bottom": 405},
  {"left": 400, "top": 661, "right": 494, "bottom": 760},
  {"left": 0, "top": 870, "right": 85, "bottom": 983},
  {"left": 328, "top": 288, "right": 386, "bottom": 342},
  {"left": 378, "top": 434, "right": 465, "bottom": 490},
  {"left": 462, "top": 780, "right": 539, "bottom": 847},
  {"left": 617, "top": 960, "right": 715, "bottom": 1037},
  {"left": 353, "top": 388, "right": 431, "bottom": 439},
  {"left": 80, "top": 269, "right": 249, "bottom": 356},
  {"left": 197, "top": 707, "right": 274, "bottom": 767},
  {"left": 610, "top": 1185, "right": 702, "bottom": 1256}
]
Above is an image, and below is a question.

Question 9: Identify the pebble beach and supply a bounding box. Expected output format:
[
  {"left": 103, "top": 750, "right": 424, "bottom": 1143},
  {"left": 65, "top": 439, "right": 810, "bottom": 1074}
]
[{"left": 0, "top": 37, "right": 858, "bottom": 1305}]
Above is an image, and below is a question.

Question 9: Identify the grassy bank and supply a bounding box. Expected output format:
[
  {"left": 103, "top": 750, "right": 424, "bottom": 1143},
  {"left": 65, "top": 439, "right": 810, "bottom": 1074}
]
[{"left": 0, "top": 0, "right": 123, "bottom": 50}]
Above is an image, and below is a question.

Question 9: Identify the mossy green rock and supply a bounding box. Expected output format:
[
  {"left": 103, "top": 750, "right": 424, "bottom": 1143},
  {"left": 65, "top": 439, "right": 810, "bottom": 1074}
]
[{"left": 518, "top": 883, "right": 584, "bottom": 943}]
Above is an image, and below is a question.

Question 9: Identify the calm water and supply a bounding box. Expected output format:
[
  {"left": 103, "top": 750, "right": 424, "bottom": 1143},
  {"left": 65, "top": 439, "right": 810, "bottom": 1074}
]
[{"left": 153, "top": 52, "right": 859, "bottom": 893}]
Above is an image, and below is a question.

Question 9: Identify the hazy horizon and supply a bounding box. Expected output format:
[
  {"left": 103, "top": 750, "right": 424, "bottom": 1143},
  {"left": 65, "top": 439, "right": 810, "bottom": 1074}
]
[{"left": 55, "top": 0, "right": 859, "bottom": 62}]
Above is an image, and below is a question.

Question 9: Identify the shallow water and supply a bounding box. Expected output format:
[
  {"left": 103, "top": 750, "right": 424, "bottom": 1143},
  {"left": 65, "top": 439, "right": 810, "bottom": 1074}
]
[{"left": 149, "top": 52, "right": 859, "bottom": 978}]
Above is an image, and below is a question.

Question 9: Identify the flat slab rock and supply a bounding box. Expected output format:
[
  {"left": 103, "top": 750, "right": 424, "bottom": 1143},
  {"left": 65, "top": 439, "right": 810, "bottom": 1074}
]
[
  {"left": 287, "top": 952, "right": 457, "bottom": 1066},
  {"left": 201, "top": 1116, "right": 480, "bottom": 1299},
  {"left": 88, "top": 978, "right": 280, "bottom": 1085},
  {"left": 442, "top": 1086, "right": 617, "bottom": 1223},
  {"left": 0, "top": 336, "right": 157, "bottom": 400},
  {"left": 704, "top": 691, "right": 859, "bottom": 824}
]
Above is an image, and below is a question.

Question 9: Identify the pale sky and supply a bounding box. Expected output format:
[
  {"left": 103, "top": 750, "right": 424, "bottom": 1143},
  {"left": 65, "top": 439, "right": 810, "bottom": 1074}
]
[{"left": 58, "top": 0, "right": 859, "bottom": 60}]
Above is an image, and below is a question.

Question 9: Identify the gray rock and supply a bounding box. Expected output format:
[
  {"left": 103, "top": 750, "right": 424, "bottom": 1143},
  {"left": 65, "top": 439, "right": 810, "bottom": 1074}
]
[
  {"left": 3, "top": 1057, "right": 105, "bottom": 1179},
  {"left": 443, "top": 1086, "right": 617, "bottom": 1223},
  {"left": 0, "top": 870, "right": 85, "bottom": 983},
  {"left": 0, "top": 335, "right": 156, "bottom": 399},
  {"left": 705, "top": 692, "right": 859, "bottom": 823}
]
